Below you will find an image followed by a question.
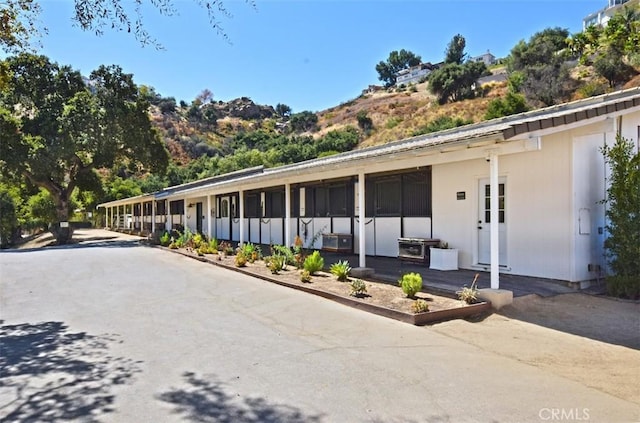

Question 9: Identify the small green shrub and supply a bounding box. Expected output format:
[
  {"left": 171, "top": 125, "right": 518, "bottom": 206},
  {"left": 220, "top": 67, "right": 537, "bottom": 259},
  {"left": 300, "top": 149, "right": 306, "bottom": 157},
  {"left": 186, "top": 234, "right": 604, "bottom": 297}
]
[
  {"left": 303, "top": 251, "right": 324, "bottom": 275},
  {"left": 238, "top": 243, "right": 260, "bottom": 262},
  {"left": 412, "top": 299, "right": 430, "bottom": 313},
  {"left": 235, "top": 252, "right": 247, "bottom": 267},
  {"left": 219, "top": 241, "right": 234, "bottom": 255},
  {"left": 349, "top": 279, "right": 367, "bottom": 297},
  {"left": 159, "top": 231, "right": 171, "bottom": 246},
  {"left": 457, "top": 274, "right": 480, "bottom": 304},
  {"left": 179, "top": 227, "right": 194, "bottom": 248},
  {"left": 606, "top": 275, "right": 640, "bottom": 300},
  {"left": 399, "top": 272, "right": 423, "bottom": 298},
  {"left": 208, "top": 238, "right": 218, "bottom": 251},
  {"left": 192, "top": 233, "right": 204, "bottom": 249},
  {"left": 300, "top": 269, "right": 312, "bottom": 283},
  {"left": 385, "top": 117, "right": 402, "bottom": 129},
  {"left": 269, "top": 255, "right": 285, "bottom": 274},
  {"left": 330, "top": 260, "right": 351, "bottom": 282},
  {"left": 272, "top": 244, "right": 294, "bottom": 268}
]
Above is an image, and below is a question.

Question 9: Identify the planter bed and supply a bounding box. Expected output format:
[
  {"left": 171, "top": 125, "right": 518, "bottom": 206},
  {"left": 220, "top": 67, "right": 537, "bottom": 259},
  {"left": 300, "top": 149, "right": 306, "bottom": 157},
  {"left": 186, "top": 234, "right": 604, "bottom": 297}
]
[{"left": 160, "top": 246, "right": 492, "bottom": 325}]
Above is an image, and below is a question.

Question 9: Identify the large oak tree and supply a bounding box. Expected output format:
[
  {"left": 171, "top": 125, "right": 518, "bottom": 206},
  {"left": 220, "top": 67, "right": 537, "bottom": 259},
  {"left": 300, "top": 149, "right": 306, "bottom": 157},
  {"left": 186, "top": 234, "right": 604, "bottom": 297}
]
[{"left": 0, "top": 54, "right": 169, "bottom": 243}]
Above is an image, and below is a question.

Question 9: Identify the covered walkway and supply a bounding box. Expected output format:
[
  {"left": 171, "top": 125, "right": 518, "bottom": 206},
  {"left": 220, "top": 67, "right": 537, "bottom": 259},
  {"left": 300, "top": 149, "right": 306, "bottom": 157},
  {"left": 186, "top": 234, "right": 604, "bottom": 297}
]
[{"left": 319, "top": 252, "right": 597, "bottom": 298}]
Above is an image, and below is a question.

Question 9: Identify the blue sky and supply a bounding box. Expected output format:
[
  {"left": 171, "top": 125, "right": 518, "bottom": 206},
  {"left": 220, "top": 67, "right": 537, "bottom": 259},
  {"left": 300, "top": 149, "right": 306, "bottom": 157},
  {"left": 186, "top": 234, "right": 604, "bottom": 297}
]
[{"left": 37, "top": 0, "right": 604, "bottom": 112}]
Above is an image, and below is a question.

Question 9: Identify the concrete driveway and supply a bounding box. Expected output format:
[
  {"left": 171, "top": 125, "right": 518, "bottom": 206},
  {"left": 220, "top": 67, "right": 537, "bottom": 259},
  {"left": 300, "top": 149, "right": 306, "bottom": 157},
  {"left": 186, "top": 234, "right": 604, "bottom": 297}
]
[{"left": 1, "top": 230, "right": 638, "bottom": 422}]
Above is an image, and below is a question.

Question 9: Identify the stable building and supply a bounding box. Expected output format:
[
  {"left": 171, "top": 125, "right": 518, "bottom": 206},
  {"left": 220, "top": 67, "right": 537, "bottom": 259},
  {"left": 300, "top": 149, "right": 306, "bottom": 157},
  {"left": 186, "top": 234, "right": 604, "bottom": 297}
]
[{"left": 99, "top": 88, "right": 640, "bottom": 288}]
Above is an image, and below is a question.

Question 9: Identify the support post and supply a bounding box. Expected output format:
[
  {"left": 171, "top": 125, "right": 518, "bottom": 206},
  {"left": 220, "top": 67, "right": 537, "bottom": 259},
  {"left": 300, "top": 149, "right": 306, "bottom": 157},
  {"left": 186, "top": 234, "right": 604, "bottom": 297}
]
[
  {"left": 489, "top": 152, "right": 500, "bottom": 289},
  {"left": 166, "top": 200, "right": 171, "bottom": 232},
  {"left": 285, "top": 183, "right": 291, "bottom": 247},
  {"left": 140, "top": 201, "right": 144, "bottom": 234},
  {"left": 206, "top": 194, "right": 212, "bottom": 240},
  {"left": 116, "top": 206, "right": 120, "bottom": 229},
  {"left": 183, "top": 198, "right": 188, "bottom": 232},
  {"left": 239, "top": 189, "right": 245, "bottom": 244},
  {"left": 151, "top": 200, "right": 156, "bottom": 235},
  {"left": 358, "top": 171, "right": 366, "bottom": 268}
]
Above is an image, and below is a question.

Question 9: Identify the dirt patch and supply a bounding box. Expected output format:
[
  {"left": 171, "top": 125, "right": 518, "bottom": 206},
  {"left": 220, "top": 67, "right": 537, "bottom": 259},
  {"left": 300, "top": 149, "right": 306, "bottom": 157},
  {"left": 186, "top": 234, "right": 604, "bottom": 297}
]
[{"left": 432, "top": 293, "right": 640, "bottom": 405}]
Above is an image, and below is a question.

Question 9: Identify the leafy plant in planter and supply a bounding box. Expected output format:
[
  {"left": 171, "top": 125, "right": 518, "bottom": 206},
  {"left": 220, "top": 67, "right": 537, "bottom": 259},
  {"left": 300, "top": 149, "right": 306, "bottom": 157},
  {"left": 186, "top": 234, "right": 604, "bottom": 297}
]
[
  {"left": 349, "top": 279, "right": 367, "bottom": 297},
  {"left": 235, "top": 252, "right": 248, "bottom": 267},
  {"left": 330, "top": 260, "right": 351, "bottom": 281},
  {"left": 457, "top": 273, "right": 480, "bottom": 304},
  {"left": 412, "top": 299, "right": 430, "bottom": 313},
  {"left": 159, "top": 231, "right": 171, "bottom": 246},
  {"left": 238, "top": 243, "right": 260, "bottom": 263},
  {"left": 272, "top": 244, "right": 294, "bottom": 269},
  {"left": 399, "top": 272, "right": 423, "bottom": 298},
  {"left": 208, "top": 238, "right": 218, "bottom": 252},
  {"left": 218, "top": 241, "right": 234, "bottom": 256},
  {"left": 269, "top": 255, "right": 285, "bottom": 274},
  {"left": 303, "top": 251, "right": 324, "bottom": 275},
  {"left": 293, "top": 236, "right": 306, "bottom": 269},
  {"left": 192, "top": 233, "right": 204, "bottom": 249},
  {"left": 300, "top": 269, "right": 312, "bottom": 283}
]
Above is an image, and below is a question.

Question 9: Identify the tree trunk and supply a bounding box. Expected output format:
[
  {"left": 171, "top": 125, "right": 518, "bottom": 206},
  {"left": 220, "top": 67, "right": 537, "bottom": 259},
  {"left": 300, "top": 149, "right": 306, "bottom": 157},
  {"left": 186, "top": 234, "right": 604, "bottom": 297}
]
[{"left": 50, "top": 196, "right": 73, "bottom": 244}]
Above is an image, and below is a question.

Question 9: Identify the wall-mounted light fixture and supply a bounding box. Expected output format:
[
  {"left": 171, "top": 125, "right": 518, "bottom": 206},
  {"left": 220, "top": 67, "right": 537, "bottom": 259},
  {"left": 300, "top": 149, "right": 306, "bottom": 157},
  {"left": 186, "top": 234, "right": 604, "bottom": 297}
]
[{"left": 187, "top": 203, "right": 194, "bottom": 208}]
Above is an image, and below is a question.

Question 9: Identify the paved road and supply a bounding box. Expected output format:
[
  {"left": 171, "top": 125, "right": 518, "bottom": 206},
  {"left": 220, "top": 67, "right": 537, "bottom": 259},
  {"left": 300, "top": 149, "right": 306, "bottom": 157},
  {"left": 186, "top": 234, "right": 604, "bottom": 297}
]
[{"left": 1, "top": 230, "right": 638, "bottom": 422}]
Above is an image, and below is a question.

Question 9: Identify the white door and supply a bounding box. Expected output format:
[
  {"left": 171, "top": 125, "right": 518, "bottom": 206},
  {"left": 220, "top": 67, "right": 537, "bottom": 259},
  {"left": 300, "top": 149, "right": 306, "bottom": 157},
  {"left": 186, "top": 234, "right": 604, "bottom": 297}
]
[
  {"left": 218, "top": 196, "right": 231, "bottom": 240},
  {"left": 478, "top": 178, "right": 507, "bottom": 266}
]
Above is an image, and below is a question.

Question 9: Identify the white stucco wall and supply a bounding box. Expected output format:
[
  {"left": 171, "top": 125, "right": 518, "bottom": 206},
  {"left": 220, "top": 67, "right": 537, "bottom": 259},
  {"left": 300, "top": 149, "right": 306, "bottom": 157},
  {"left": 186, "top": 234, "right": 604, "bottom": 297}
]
[
  {"left": 432, "top": 114, "right": 640, "bottom": 282},
  {"left": 430, "top": 120, "right": 626, "bottom": 281}
]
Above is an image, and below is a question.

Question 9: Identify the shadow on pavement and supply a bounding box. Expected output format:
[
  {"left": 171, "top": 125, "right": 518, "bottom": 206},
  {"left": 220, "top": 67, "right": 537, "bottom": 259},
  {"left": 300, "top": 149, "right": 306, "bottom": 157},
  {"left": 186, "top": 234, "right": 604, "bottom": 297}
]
[
  {"left": 0, "top": 321, "right": 142, "bottom": 422},
  {"left": 1, "top": 237, "right": 143, "bottom": 253},
  {"left": 157, "top": 372, "right": 324, "bottom": 423}
]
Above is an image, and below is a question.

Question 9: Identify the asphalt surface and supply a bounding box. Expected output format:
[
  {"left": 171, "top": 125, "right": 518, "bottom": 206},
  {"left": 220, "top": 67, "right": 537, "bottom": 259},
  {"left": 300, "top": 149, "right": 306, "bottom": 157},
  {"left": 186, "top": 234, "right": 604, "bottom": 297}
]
[{"left": 1, "top": 230, "right": 638, "bottom": 422}]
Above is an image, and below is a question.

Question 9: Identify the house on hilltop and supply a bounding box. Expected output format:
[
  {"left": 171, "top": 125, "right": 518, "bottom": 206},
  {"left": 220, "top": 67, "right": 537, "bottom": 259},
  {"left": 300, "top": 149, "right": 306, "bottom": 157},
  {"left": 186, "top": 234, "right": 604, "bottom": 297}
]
[
  {"left": 470, "top": 50, "right": 497, "bottom": 67},
  {"left": 395, "top": 63, "right": 436, "bottom": 86},
  {"left": 583, "top": 0, "right": 639, "bottom": 29},
  {"left": 100, "top": 88, "right": 640, "bottom": 289}
]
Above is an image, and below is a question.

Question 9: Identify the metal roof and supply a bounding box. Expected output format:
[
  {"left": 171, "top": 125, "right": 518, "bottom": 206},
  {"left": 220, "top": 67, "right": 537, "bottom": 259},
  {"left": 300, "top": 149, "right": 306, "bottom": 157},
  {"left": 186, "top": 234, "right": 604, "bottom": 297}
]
[{"left": 99, "top": 87, "right": 640, "bottom": 207}]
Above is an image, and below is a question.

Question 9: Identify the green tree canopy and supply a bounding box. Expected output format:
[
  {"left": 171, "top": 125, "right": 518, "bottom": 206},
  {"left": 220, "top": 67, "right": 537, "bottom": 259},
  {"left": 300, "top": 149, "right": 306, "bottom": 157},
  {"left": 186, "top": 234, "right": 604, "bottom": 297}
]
[
  {"left": 375, "top": 49, "right": 422, "bottom": 87},
  {"left": 428, "top": 61, "right": 487, "bottom": 104},
  {"left": 1, "top": 0, "right": 251, "bottom": 52},
  {"left": 445, "top": 34, "right": 467, "bottom": 64},
  {"left": 289, "top": 110, "right": 318, "bottom": 133},
  {"left": 0, "top": 54, "right": 169, "bottom": 243},
  {"left": 275, "top": 103, "right": 292, "bottom": 119},
  {"left": 508, "top": 27, "right": 574, "bottom": 106},
  {"left": 508, "top": 27, "right": 569, "bottom": 71}
]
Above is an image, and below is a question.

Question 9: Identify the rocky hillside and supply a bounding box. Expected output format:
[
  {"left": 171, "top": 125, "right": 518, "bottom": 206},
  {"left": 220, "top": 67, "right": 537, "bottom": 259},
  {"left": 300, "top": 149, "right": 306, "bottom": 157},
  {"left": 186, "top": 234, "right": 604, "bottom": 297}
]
[{"left": 150, "top": 64, "right": 640, "bottom": 169}]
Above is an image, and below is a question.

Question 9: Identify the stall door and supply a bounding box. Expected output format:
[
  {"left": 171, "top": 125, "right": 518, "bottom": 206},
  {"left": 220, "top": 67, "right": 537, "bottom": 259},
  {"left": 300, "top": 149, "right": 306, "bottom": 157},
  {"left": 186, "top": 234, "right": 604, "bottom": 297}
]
[
  {"left": 477, "top": 178, "right": 507, "bottom": 266},
  {"left": 217, "top": 196, "right": 231, "bottom": 240}
]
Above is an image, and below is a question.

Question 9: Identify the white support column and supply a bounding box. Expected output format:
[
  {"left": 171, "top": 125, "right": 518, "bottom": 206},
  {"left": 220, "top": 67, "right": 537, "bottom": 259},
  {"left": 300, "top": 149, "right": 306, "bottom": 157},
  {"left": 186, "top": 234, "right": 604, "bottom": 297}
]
[
  {"left": 183, "top": 198, "right": 188, "bottom": 232},
  {"left": 239, "top": 189, "right": 245, "bottom": 244},
  {"left": 285, "top": 183, "right": 291, "bottom": 247},
  {"left": 206, "top": 194, "right": 212, "bottom": 240},
  {"left": 151, "top": 200, "right": 156, "bottom": 235},
  {"left": 489, "top": 152, "right": 500, "bottom": 289},
  {"left": 165, "top": 200, "right": 171, "bottom": 232},
  {"left": 358, "top": 171, "right": 366, "bottom": 268},
  {"left": 116, "top": 206, "right": 120, "bottom": 229},
  {"left": 107, "top": 207, "right": 111, "bottom": 229},
  {"left": 140, "top": 201, "right": 144, "bottom": 233}
]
